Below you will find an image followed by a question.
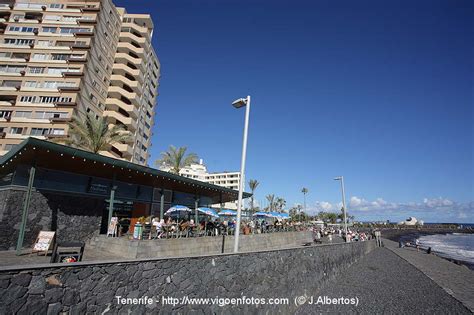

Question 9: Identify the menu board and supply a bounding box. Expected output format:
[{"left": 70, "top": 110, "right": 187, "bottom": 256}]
[{"left": 32, "top": 231, "right": 55, "bottom": 254}]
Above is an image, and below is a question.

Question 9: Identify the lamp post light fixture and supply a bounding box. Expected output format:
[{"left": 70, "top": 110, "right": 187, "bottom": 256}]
[
  {"left": 232, "top": 95, "right": 251, "bottom": 253},
  {"left": 334, "top": 176, "right": 348, "bottom": 239}
]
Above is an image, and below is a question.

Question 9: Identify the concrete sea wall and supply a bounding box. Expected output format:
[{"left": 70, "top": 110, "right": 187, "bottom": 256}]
[
  {"left": 0, "top": 240, "right": 376, "bottom": 314},
  {"left": 89, "top": 231, "right": 314, "bottom": 258}
]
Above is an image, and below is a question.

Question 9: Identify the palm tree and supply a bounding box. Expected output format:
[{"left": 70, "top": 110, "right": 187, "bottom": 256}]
[
  {"left": 265, "top": 194, "right": 276, "bottom": 212},
  {"left": 63, "top": 112, "right": 131, "bottom": 153},
  {"left": 248, "top": 179, "right": 259, "bottom": 215},
  {"left": 155, "top": 145, "right": 198, "bottom": 174},
  {"left": 301, "top": 187, "right": 308, "bottom": 220},
  {"left": 275, "top": 197, "right": 286, "bottom": 211}
]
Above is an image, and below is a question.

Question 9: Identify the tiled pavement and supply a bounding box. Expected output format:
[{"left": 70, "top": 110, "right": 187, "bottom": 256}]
[
  {"left": 0, "top": 246, "right": 124, "bottom": 268},
  {"left": 384, "top": 238, "right": 474, "bottom": 312}
]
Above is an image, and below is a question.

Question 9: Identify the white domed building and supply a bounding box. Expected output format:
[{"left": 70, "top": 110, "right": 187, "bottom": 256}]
[{"left": 398, "top": 217, "right": 423, "bottom": 226}]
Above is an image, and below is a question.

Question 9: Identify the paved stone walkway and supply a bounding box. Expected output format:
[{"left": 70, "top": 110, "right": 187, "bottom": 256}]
[
  {"left": 0, "top": 246, "right": 124, "bottom": 268},
  {"left": 384, "top": 238, "right": 474, "bottom": 312},
  {"left": 296, "top": 247, "right": 471, "bottom": 314}
]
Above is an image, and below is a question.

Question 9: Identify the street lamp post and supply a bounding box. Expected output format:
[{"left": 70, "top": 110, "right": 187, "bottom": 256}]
[
  {"left": 334, "top": 176, "right": 348, "bottom": 239},
  {"left": 232, "top": 95, "right": 251, "bottom": 253}
]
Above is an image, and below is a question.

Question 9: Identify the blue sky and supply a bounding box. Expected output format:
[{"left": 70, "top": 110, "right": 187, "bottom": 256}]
[{"left": 114, "top": 0, "right": 473, "bottom": 223}]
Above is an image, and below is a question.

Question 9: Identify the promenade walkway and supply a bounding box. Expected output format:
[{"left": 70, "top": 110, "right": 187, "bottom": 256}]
[
  {"left": 384, "top": 238, "right": 474, "bottom": 312},
  {"left": 0, "top": 248, "right": 123, "bottom": 267},
  {"left": 296, "top": 247, "right": 471, "bottom": 314}
]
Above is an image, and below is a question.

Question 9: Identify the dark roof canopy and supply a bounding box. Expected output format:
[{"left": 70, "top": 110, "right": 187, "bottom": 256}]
[{"left": 0, "top": 138, "right": 251, "bottom": 204}]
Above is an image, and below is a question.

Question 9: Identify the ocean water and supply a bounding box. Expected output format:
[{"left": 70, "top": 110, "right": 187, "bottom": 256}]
[{"left": 417, "top": 233, "right": 474, "bottom": 269}]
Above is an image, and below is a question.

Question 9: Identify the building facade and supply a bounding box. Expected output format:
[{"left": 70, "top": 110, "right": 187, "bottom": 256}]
[
  {"left": 0, "top": 138, "right": 248, "bottom": 250},
  {"left": 0, "top": 0, "right": 159, "bottom": 165},
  {"left": 160, "top": 160, "right": 241, "bottom": 210}
]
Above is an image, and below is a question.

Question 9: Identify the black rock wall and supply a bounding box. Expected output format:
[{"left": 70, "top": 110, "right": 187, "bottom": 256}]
[
  {"left": 0, "top": 240, "right": 376, "bottom": 314},
  {"left": 0, "top": 188, "right": 103, "bottom": 250}
]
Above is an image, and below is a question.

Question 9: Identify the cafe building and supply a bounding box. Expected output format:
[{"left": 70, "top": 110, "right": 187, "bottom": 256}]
[{"left": 0, "top": 138, "right": 250, "bottom": 251}]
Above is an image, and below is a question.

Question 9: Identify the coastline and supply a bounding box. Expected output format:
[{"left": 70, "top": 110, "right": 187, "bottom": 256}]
[{"left": 380, "top": 228, "right": 474, "bottom": 270}]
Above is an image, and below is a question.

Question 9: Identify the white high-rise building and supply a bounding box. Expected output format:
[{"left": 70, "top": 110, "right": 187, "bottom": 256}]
[{"left": 160, "top": 159, "right": 241, "bottom": 210}]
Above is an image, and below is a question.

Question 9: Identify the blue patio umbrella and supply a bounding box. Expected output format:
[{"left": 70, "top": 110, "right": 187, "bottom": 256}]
[
  {"left": 218, "top": 209, "right": 237, "bottom": 216},
  {"left": 197, "top": 207, "right": 219, "bottom": 218},
  {"left": 278, "top": 213, "right": 290, "bottom": 220},
  {"left": 165, "top": 205, "right": 192, "bottom": 217},
  {"left": 271, "top": 212, "right": 290, "bottom": 220},
  {"left": 253, "top": 211, "right": 273, "bottom": 218}
]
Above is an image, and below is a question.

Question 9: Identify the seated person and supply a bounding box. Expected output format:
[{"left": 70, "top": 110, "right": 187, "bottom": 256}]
[{"left": 180, "top": 220, "right": 190, "bottom": 230}]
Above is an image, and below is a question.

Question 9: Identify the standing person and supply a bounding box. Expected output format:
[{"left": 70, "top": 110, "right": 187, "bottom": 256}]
[
  {"left": 315, "top": 230, "right": 322, "bottom": 244},
  {"left": 375, "top": 230, "right": 382, "bottom": 247},
  {"left": 249, "top": 220, "right": 255, "bottom": 234},
  {"left": 312, "top": 226, "right": 319, "bottom": 243},
  {"left": 415, "top": 238, "right": 420, "bottom": 252}
]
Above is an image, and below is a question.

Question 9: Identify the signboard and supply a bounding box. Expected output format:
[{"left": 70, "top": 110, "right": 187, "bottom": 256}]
[
  {"left": 107, "top": 217, "right": 118, "bottom": 237},
  {"left": 88, "top": 183, "right": 108, "bottom": 194},
  {"left": 32, "top": 231, "right": 55, "bottom": 255}
]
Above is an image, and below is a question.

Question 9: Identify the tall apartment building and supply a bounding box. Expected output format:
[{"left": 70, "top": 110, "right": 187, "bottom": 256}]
[
  {"left": 160, "top": 160, "right": 242, "bottom": 210},
  {"left": 0, "top": 0, "right": 160, "bottom": 165}
]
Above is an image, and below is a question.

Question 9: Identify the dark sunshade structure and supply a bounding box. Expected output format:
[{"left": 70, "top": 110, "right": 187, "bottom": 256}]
[{"left": 0, "top": 138, "right": 251, "bottom": 253}]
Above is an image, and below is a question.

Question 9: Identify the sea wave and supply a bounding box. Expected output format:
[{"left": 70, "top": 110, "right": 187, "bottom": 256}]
[{"left": 418, "top": 234, "right": 474, "bottom": 264}]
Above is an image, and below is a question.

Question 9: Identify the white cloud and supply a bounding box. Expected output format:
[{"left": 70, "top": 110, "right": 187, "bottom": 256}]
[
  {"left": 350, "top": 196, "right": 363, "bottom": 207},
  {"left": 423, "top": 197, "right": 454, "bottom": 208},
  {"left": 304, "top": 196, "right": 473, "bottom": 222}
]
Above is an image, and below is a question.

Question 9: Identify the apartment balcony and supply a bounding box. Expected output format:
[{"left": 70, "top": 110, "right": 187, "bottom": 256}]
[
  {"left": 58, "top": 86, "right": 80, "bottom": 92},
  {"left": 115, "top": 53, "right": 143, "bottom": 68},
  {"left": 0, "top": 86, "right": 18, "bottom": 92},
  {"left": 73, "top": 30, "right": 94, "bottom": 37},
  {"left": 108, "top": 86, "right": 139, "bottom": 103},
  {"left": 62, "top": 71, "right": 84, "bottom": 77},
  {"left": 104, "top": 110, "right": 137, "bottom": 132},
  {"left": 0, "top": 100, "right": 15, "bottom": 106},
  {"left": 80, "top": 7, "right": 100, "bottom": 13},
  {"left": 54, "top": 101, "right": 77, "bottom": 107},
  {"left": 45, "top": 134, "right": 67, "bottom": 139},
  {"left": 121, "top": 22, "right": 149, "bottom": 38},
  {"left": 112, "top": 64, "right": 144, "bottom": 83},
  {"left": 117, "top": 42, "right": 144, "bottom": 56},
  {"left": 105, "top": 97, "right": 139, "bottom": 119},
  {"left": 110, "top": 74, "right": 141, "bottom": 93},
  {"left": 0, "top": 4, "right": 13, "bottom": 11},
  {"left": 112, "top": 143, "right": 133, "bottom": 159},
  {"left": 77, "top": 18, "right": 97, "bottom": 25},
  {"left": 120, "top": 32, "right": 146, "bottom": 45},
  {"left": 5, "top": 133, "right": 28, "bottom": 140},
  {"left": 71, "top": 43, "right": 91, "bottom": 50},
  {"left": 66, "top": 57, "right": 87, "bottom": 63},
  {"left": 49, "top": 117, "right": 72, "bottom": 123}
]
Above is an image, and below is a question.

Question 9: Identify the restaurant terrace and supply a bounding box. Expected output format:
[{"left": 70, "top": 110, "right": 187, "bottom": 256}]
[{"left": 0, "top": 137, "right": 251, "bottom": 252}]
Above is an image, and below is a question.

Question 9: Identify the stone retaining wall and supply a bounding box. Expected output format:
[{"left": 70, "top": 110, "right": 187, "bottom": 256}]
[
  {"left": 89, "top": 231, "right": 314, "bottom": 258},
  {"left": 0, "top": 188, "right": 103, "bottom": 250},
  {"left": 0, "top": 240, "right": 376, "bottom": 314}
]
